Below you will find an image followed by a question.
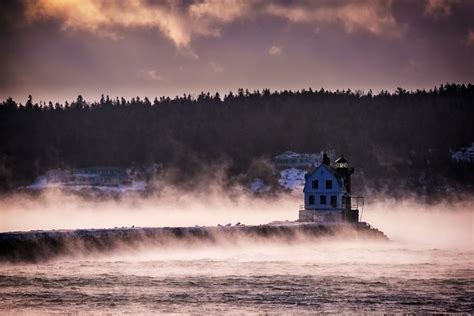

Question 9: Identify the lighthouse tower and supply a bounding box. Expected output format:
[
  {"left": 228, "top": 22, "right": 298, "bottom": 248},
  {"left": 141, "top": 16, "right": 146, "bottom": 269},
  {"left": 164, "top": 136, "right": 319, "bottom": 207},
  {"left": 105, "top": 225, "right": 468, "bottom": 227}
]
[
  {"left": 299, "top": 154, "right": 363, "bottom": 223},
  {"left": 335, "top": 154, "right": 353, "bottom": 193}
]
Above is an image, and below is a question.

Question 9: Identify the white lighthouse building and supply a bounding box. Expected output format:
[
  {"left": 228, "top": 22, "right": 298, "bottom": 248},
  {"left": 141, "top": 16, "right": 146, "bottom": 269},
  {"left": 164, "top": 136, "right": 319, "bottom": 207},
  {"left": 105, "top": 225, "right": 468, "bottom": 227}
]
[{"left": 299, "top": 154, "right": 363, "bottom": 223}]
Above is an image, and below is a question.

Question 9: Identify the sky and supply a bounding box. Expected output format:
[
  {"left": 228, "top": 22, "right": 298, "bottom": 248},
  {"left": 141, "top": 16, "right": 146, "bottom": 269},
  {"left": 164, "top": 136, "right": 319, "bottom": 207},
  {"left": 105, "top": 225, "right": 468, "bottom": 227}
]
[{"left": 0, "top": 0, "right": 473, "bottom": 103}]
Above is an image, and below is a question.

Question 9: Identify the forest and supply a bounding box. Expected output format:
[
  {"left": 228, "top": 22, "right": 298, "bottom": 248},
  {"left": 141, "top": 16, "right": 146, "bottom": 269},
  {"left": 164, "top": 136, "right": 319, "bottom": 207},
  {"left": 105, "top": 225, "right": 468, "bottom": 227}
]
[{"left": 0, "top": 83, "right": 473, "bottom": 197}]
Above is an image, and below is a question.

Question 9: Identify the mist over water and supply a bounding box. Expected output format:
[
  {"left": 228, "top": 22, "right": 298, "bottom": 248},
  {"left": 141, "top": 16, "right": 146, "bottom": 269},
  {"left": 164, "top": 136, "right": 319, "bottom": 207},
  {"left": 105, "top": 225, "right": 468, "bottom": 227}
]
[
  {"left": 1, "top": 188, "right": 472, "bottom": 249},
  {"left": 0, "top": 187, "right": 472, "bottom": 313},
  {"left": 365, "top": 198, "right": 473, "bottom": 250},
  {"left": 0, "top": 188, "right": 297, "bottom": 232}
]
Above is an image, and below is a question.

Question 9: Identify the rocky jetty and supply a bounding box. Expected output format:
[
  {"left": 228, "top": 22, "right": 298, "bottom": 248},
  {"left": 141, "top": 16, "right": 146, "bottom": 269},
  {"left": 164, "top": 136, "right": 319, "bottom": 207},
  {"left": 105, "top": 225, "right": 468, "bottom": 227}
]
[{"left": 0, "top": 222, "right": 387, "bottom": 263}]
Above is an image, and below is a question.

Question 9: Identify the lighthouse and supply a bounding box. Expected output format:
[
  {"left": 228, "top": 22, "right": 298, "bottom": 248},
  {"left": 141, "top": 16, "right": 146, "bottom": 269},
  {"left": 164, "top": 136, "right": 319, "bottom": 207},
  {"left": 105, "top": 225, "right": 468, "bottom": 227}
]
[{"left": 299, "top": 154, "right": 363, "bottom": 223}]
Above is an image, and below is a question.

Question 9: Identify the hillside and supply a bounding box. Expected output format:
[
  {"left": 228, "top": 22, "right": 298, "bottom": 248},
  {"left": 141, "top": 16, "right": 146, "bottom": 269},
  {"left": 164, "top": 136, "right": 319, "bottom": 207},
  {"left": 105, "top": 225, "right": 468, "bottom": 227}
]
[{"left": 1, "top": 84, "right": 473, "bottom": 197}]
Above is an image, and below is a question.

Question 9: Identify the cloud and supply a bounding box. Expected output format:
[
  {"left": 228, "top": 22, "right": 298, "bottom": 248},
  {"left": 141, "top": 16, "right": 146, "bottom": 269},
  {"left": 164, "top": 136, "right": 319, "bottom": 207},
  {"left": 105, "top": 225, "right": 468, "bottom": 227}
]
[
  {"left": 138, "top": 70, "right": 167, "bottom": 83},
  {"left": 266, "top": 0, "right": 404, "bottom": 39},
  {"left": 25, "top": 0, "right": 250, "bottom": 48},
  {"left": 24, "top": 0, "right": 404, "bottom": 49},
  {"left": 268, "top": 46, "right": 282, "bottom": 56},
  {"left": 209, "top": 61, "right": 224, "bottom": 73},
  {"left": 189, "top": 0, "right": 254, "bottom": 23},
  {"left": 178, "top": 48, "right": 200, "bottom": 60},
  {"left": 423, "top": 0, "right": 457, "bottom": 18}
]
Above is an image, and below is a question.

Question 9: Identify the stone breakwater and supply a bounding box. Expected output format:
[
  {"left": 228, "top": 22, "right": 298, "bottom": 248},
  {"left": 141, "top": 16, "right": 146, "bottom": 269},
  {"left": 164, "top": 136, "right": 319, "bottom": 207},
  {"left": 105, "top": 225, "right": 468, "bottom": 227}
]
[{"left": 0, "top": 223, "right": 388, "bottom": 263}]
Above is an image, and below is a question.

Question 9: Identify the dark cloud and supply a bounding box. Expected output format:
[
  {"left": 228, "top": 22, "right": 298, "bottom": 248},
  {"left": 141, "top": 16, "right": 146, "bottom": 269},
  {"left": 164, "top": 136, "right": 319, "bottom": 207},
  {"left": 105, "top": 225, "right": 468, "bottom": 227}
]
[{"left": 0, "top": 0, "right": 473, "bottom": 102}]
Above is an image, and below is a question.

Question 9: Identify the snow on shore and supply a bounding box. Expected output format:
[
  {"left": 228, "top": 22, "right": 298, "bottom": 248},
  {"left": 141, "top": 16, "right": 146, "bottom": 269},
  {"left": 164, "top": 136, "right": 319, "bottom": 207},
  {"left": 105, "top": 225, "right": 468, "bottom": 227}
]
[
  {"left": 25, "top": 180, "right": 146, "bottom": 193},
  {"left": 278, "top": 168, "right": 306, "bottom": 191}
]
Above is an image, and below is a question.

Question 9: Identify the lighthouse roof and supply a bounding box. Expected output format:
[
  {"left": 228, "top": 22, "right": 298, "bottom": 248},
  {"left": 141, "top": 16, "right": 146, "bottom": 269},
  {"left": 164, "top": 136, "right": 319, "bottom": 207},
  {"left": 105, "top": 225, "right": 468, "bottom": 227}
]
[
  {"left": 335, "top": 155, "right": 349, "bottom": 164},
  {"left": 304, "top": 163, "right": 345, "bottom": 191}
]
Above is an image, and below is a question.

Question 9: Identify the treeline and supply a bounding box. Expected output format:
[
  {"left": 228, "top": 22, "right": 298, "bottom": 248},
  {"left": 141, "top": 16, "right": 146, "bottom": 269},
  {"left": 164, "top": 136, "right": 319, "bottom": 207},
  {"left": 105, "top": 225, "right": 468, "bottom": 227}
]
[{"left": 1, "top": 83, "right": 473, "bottom": 196}]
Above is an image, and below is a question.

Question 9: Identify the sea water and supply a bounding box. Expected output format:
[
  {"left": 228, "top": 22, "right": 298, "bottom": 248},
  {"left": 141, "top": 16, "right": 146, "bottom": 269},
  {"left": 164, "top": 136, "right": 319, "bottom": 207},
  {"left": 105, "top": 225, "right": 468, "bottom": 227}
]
[
  {"left": 0, "top": 239, "right": 472, "bottom": 314},
  {"left": 0, "top": 194, "right": 472, "bottom": 313}
]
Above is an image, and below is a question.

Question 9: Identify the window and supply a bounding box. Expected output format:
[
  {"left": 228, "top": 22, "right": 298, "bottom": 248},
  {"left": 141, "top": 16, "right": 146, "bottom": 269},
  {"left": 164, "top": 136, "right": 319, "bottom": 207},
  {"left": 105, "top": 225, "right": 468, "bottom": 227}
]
[
  {"left": 320, "top": 195, "right": 326, "bottom": 205},
  {"left": 312, "top": 180, "right": 318, "bottom": 189},
  {"left": 326, "top": 180, "right": 332, "bottom": 189},
  {"left": 337, "top": 162, "right": 349, "bottom": 169},
  {"left": 308, "top": 195, "right": 315, "bottom": 205},
  {"left": 330, "top": 195, "right": 337, "bottom": 207}
]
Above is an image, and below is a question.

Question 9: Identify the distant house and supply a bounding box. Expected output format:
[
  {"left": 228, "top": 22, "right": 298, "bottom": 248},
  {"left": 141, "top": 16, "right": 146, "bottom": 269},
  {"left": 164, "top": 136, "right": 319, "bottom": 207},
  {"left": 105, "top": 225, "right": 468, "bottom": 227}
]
[
  {"left": 299, "top": 154, "right": 362, "bottom": 223},
  {"left": 274, "top": 150, "right": 334, "bottom": 169},
  {"left": 72, "top": 167, "right": 130, "bottom": 186},
  {"left": 452, "top": 143, "right": 474, "bottom": 163},
  {"left": 43, "top": 169, "right": 73, "bottom": 182},
  {"left": 26, "top": 166, "right": 155, "bottom": 192}
]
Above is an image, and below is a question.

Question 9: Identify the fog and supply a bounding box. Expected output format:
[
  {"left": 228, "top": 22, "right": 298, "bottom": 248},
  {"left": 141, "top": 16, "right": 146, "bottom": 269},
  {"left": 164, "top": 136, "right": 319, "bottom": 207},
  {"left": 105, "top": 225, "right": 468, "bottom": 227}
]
[
  {"left": 0, "top": 186, "right": 472, "bottom": 315},
  {"left": 365, "top": 198, "right": 473, "bottom": 249},
  {"left": 0, "top": 185, "right": 472, "bottom": 251},
  {"left": 0, "top": 187, "right": 297, "bottom": 232}
]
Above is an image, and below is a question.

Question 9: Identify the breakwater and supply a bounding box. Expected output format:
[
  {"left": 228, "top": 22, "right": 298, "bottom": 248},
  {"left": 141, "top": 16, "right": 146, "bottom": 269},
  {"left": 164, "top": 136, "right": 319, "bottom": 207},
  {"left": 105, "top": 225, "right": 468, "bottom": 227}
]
[{"left": 0, "top": 222, "right": 388, "bottom": 263}]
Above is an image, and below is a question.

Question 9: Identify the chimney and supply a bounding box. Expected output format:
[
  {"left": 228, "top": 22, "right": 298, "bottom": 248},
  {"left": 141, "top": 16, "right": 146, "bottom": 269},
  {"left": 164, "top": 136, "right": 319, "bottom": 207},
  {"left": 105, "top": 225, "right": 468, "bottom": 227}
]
[{"left": 322, "top": 153, "right": 330, "bottom": 165}]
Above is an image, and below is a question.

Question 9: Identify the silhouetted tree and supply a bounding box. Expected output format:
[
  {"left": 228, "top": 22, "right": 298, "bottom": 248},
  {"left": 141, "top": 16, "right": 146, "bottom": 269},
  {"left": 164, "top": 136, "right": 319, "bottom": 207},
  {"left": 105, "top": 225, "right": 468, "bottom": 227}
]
[{"left": 0, "top": 83, "right": 473, "bottom": 195}]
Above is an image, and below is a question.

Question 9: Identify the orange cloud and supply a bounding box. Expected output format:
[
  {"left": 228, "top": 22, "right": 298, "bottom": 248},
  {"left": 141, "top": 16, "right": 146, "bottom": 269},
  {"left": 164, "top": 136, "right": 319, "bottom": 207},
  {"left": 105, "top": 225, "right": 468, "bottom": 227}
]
[
  {"left": 24, "top": 0, "right": 405, "bottom": 48},
  {"left": 25, "top": 0, "right": 220, "bottom": 47},
  {"left": 189, "top": 0, "right": 255, "bottom": 23},
  {"left": 266, "top": 0, "right": 404, "bottom": 39}
]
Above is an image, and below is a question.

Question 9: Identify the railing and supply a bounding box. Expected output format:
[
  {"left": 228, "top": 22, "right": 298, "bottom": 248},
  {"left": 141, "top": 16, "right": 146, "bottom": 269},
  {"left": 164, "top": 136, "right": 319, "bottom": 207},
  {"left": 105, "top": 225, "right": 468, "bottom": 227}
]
[
  {"left": 300, "top": 205, "right": 342, "bottom": 211},
  {"left": 300, "top": 196, "right": 365, "bottom": 222},
  {"left": 300, "top": 196, "right": 364, "bottom": 212}
]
